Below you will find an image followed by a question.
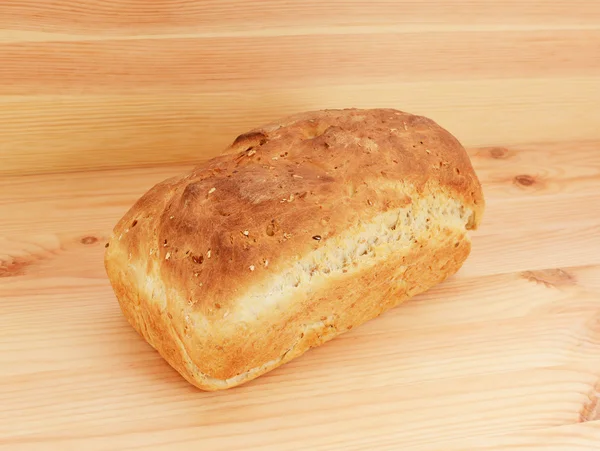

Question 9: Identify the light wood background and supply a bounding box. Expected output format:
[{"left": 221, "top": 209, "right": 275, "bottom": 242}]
[
  {"left": 1, "top": 0, "right": 600, "bottom": 176},
  {"left": 2, "top": 1, "right": 600, "bottom": 450}
]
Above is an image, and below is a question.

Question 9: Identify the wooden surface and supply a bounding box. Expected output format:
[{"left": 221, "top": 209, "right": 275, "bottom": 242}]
[
  {"left": 2, "top": 1, "right": 600, "bottom": 450},
  {"left": 1, "top": 1, "right": 600, "bottom": 176}
]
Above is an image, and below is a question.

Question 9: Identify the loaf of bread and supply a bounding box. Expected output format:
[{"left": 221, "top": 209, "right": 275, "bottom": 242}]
[{"left": 105, "top": 108, "right": 484, "bottom": 390}]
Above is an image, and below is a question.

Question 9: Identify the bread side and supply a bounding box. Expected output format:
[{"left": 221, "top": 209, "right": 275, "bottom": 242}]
[{"left": 105, "top": 108, "right": 484, "bottom": 390}]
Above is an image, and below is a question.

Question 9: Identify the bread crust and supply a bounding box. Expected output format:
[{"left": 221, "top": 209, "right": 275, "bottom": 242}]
[{"left": 105, "top": 108, "right": 484, "bottom": 390}]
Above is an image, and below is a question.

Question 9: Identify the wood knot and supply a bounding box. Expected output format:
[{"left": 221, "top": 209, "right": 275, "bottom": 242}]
[
  {"left": 489, "top": 147, "right": 510, "bottom": 159},
  {"left": 521, "top": 268, "right": 575, "bottom": 288},
  {"left": 514, "top": 174, "right": 536, "bottom": 187},
  {"left": 0, "top": 258, "right": 32, "bottom": 278},
  {"left": 81, "top": 236, "right": 98, "bottom": 245},
  {"left": 579, "top": 380, "right": 600, "bottom": 423}
]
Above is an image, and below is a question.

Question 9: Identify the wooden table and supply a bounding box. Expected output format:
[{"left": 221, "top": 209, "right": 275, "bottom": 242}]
[{"left": 1, "top": 2, "right": 600, "bottom": 450}]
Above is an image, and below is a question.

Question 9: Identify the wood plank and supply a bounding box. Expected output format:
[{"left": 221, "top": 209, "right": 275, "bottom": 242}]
[
  {"left": 1, "top": 0, "right": 599, "bottom": 38},
  {"left": 2, "top": 78, "right": 599, "bottom": 175},
  {"left": 1, "top": 31, "right": 599, "bottom": 96}
]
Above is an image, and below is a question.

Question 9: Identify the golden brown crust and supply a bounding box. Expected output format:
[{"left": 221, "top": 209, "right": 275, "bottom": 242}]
[{"left": 105, "top": 108, "right": 484, "bottom": 390}]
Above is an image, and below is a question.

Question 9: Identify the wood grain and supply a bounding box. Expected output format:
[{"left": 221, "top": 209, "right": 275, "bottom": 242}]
[
  {"left": 2, "top": 1, "right": 600, "bottom": 37},
  {"left": 1, "top": 1, "right": 600, "bottom": 449},
  {"left": 1, "top": 139, "right": 600, "bottom": 449},
  {"left": 0, "top": 1, "right": 599, "bottom": 175},
  {"left": 3, "top": 32, "right": 600, "bottom": 95}
]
